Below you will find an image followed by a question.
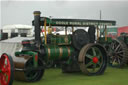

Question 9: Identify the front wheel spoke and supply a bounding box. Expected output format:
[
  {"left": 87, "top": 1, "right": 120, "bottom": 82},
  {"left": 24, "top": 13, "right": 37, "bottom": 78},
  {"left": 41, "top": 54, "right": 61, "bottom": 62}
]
[
  {"left": 0, "top": 78, "right": 2, "bottom": 85},
  {"left": 3, "top": 74, "right": 8, "bottom": 81},
  {"left": 25, "top": 70, "right": 32, "bottom": 75},
  {"left": 3, "top": 65, "right": 9, "bottom": 71},
  {"left": 86, "top": 61, "right": 93, "bottom": 68},
  {"left": 0, "top": 58, "right": 6, "bottom": 68},
  {"left": 1, "top": 74, "right": 6, "bottom": 81}
]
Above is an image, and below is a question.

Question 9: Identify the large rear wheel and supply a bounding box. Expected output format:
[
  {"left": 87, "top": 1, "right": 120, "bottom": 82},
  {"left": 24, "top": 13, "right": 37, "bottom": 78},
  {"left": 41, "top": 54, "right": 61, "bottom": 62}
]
[
  {"left": 0, "top": 53, "right": 14, "bottom": 85},
  {"left": 78, "top": 44, "right": 107, "bottom": 75}
]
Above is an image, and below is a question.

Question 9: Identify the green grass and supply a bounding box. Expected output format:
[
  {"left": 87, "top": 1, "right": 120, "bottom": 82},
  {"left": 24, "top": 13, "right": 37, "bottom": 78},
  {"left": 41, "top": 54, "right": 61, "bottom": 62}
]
[{"left": 13, "top": 67, "right": 128, "bottom": 85}]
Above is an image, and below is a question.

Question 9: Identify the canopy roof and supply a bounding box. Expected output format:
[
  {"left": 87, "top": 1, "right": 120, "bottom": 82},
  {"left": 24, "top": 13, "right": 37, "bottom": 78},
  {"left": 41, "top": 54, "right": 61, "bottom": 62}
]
[{"left": 32, "top": 17, "right": 116, "bottom": 27}]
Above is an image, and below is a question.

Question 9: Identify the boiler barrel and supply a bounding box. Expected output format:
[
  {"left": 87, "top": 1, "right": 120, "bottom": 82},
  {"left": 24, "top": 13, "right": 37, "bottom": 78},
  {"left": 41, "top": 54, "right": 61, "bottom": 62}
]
[{"left": 45, "top": 45, "right": 74, "bottom": 60}]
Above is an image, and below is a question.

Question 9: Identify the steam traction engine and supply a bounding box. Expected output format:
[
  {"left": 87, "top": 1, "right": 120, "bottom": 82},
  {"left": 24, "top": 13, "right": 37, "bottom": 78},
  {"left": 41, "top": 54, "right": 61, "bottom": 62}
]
[
  {"left": 0, "top": 54, "right": 14, "bottom": 85},
  {"left": 98, "top": 29, "right": 128, "bottom": 68},
  {"left": 13, "top": 11, "right": 116, "bottom": 82},
  {"left": 107, "top": 33, "right": 128, "bottom": 67}
]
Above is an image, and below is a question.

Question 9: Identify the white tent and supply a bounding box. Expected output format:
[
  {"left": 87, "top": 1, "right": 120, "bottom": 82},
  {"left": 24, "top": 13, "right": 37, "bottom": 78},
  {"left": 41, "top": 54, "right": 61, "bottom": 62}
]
[
  {"left": 2, "top": 24, "right": 32, "bottom": 30},
  {"left": 1, "top": 24, "right": 33, "bottom": 38}
]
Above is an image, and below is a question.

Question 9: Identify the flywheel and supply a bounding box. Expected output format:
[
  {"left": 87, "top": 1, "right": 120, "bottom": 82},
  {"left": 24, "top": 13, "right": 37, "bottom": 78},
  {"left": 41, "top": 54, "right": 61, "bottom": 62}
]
[{"left": 72, "top": 29, "right": 90, "bottom": 50}]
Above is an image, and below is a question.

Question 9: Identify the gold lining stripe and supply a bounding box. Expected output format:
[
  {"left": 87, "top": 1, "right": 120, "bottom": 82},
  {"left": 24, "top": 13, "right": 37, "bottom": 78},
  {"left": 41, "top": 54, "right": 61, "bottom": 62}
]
[
  {"left": 34, "top": 13, "right": 40, "bottom": 16},
  {"left": 64, "top": 36, "right": 68, "bottom": 44},
  {"left": 44, "top": 19, "right": 47, "bottom": 44},
  {"left": 59, "top": 47, "right": 63, "bottom": 59},
  {"left": 55, "top": 46, "right": 57, "bottom": 58},
  {"left": 48, "top": 47, "right": 50, "bottom": 59},
  {"left": 67, "top": 47, "right": 71, "bottom": 57}
]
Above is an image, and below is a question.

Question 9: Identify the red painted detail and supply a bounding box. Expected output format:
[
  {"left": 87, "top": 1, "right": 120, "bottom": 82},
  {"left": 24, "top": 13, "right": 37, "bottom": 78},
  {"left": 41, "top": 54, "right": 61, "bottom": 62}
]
[
  {"left": 53, "top": 28, "right": 56, "bottom": 31},
  {"left": 118, "top": 26, "right": 128, "bottom": 36},
  {"left": 35, "top": 55, "right": 38, "bottom": 61},
  {"left": 93, "top": 57, "right": 98, "bottom": 64},
  {"left": 42, "top": 29, "right": 45, "bottom": 32},
  {"left": 42, "top": 28, "right": 56, "bottom": 32},
  {"left": 107, "top": 34, "right": 117, "bottom": 39},
  {"left": 22, "top": 42, "right": 30, "bottom": 44},
  {"left": 0, "top": 54, "right": 11, "bottom": 85}
]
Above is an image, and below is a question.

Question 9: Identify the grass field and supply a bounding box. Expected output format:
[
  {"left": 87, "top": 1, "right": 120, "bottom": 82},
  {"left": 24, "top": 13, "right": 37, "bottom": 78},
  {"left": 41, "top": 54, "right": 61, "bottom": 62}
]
[{"left": 13, "top": 67, "right": 128, "bottom": 85}]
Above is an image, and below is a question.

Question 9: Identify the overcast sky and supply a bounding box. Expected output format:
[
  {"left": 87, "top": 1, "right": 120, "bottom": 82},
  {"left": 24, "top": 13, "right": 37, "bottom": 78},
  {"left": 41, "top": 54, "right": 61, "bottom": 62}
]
[{"left": 1, "top": 0, "right": 128, "bottom": 29}]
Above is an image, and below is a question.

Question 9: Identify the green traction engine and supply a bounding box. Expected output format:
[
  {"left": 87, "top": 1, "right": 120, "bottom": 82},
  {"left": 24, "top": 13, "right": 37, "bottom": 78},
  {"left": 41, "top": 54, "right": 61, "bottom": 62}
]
[
  {"left": 13, "top": 11, "right": 116, "bottom": 82},
  {"left": 106, "top": 33, "right": 128, "bottom": 68},
  {"left": 98, "top": 26, "right": 128, "bottom": 68}
]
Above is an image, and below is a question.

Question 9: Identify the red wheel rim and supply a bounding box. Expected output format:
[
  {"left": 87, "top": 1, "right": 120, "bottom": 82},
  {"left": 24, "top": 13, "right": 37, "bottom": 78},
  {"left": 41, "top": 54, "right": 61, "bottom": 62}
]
[{"left": 0, "top": 54, "right": 11, "bottom": 85}]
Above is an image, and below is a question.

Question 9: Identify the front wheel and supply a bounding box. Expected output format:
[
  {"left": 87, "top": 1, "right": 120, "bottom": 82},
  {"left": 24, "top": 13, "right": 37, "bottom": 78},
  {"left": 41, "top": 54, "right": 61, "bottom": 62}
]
[
  {"left": 0, "top": 53, "right": 14, "bottom": 85},
  {"left": 78, "top": 44, "right": 107, "bottom": 75},
  {"left": 24, "top": 57, "right": 45, "bottom": 82}
]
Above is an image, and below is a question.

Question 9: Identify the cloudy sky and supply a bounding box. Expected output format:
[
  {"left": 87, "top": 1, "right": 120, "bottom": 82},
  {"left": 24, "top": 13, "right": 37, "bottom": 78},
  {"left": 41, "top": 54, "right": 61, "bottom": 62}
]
[{"left": 1, "top": 0, "right": 128, "bottom": 29}]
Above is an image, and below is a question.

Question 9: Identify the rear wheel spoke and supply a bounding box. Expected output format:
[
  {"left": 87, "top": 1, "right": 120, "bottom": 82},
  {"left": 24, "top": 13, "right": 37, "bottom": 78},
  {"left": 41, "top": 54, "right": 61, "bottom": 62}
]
[
  {"left": 92, "top": 48, "right": 96, "bottom": 56},
  {"left": 85, "top": 61, "right": 93, "bottom": 68},
  {"left": 86, "top": 54, "right": 93, "bottom": 59},
  {"left": 97, "top": 61, "right": 101, "bottom": 66},
  {"left": 92, "top": 64, "right": 96, "bottom": 71},
  {"left": 96, "top": 54, "right": 101, "bottom": 59}
]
